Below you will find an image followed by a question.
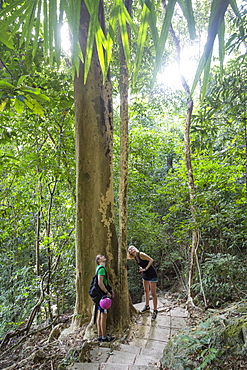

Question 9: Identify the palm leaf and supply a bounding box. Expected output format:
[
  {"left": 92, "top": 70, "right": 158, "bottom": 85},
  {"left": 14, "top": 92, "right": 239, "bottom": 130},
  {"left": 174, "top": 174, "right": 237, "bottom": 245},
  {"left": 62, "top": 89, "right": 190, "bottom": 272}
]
[
  {"left": 218, "top": 19, "right": 225, "bottom": 79},
  {"left": 20, "top": 1, "right": 38, "bottom": 48},
  {"left": 153, "top": 0, "right": 177, "bottom": 80},
  {"left": 117, "top": 0, "right": 131, "bottom": 74},
  {"left": 190, "top": 0, "right": 231, "bottom": 96},
  {"left": 177, "top": 0, "right": 196, "bottom": 39},
  {"left": 200, "top": 49, "right": 213, "bottom": 99},
  {"left": 83, "top": 0, "right": 101, "bottom": 83},
  {"left": 132, "top": 2, "right": 150, "bottom": 85},
  {"left": 65, "top": 0, "right": 81, "bottom": 76},
  {"left": 229, "top": 0, "right": 241, "bottom": 16},
  {"left": 32, "top": 0, "right": 42, "bottom": 57},
  {"left": 145, "top": 0, "right": 159, "bottom": 51},
  {"left": 0, "top": 30, "right": 14, "bottom": 49}
]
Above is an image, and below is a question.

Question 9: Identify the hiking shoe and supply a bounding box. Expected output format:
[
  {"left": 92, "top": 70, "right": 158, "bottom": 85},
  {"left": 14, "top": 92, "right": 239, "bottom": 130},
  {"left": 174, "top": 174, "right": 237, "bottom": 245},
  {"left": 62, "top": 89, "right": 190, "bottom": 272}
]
[
  {"left": 140, "top": 305, "right": 150, "bottom": 313},
  {"left": 102, "top": 334, "right": 115, "bottom": 342},
  {"left": 151, "top": 310, "right": 158, "bottom": 320},
  {"left": 97, "top": 336, "right": 102, "bottom": 342}
]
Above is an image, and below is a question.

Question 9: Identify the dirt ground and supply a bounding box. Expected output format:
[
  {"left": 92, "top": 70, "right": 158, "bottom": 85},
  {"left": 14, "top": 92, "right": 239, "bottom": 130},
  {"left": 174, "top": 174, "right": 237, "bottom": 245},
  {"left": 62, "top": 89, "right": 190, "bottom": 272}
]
[{"left": 2, "top": 293, "right": 245, "bottom": 370}]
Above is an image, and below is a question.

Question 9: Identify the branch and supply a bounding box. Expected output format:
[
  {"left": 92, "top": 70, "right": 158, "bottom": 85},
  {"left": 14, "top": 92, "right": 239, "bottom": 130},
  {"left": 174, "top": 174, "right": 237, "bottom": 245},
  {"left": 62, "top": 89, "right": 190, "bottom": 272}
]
[
  {"left": 0, "top": 316, "right": 59, "bottom": 360},
  {"left": 0, "top": 271, "right": 49, "bottom": 349},
  {"left": 0, "top": 229, "right": 74, "bottom": 349}
]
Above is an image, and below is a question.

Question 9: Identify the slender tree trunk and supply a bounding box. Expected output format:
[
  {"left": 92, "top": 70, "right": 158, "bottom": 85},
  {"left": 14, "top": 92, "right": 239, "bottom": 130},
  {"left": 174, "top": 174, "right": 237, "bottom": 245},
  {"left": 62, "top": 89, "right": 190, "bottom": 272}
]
[
  {"left": 169, "top": 22, "right": 206, "bottom": 306},
  {"left": 36, "top": 170, "right": 42, "bottom": 277},
  {"left": 46, "top": 180, "right": 57, "bottom": 322},
  {"left": 72, "top": 0, "right": 119, "bottom": 330},
  {"left": 118, "top": 0, "right": 133, "bottom": 329}
]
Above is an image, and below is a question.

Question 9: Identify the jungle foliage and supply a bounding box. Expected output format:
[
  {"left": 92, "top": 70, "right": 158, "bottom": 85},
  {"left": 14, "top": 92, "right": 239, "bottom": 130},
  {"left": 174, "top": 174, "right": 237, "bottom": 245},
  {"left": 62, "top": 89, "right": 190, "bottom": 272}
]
[{"left": 0, "top": 0, "right": 247, "bottom": 341}]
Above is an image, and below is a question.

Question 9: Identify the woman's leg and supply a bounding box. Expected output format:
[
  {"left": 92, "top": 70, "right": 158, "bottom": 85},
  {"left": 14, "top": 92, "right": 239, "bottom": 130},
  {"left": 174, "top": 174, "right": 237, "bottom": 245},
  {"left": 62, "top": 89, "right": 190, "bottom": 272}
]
[
  {"left": 143, "top": 279, "right": 150, "bottom": 306},
  {"left": 150, "top": 282, "right": 157, "bottom": 310}
]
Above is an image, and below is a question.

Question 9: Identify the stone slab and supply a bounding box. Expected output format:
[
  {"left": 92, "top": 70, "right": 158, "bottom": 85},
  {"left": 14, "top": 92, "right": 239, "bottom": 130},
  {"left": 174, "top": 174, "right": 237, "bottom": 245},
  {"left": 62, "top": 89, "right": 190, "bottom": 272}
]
[
  {"left": 119, "top": 344, "right": 141, "bottom": 354},
  {"left": 133, "top": 300, "right": 163, "bottom": 312},
  {"left": 106, "top": 350, "right": 136, "bottom": 364},
  {"left": 100, "top": 364, "right": 129, "bottom": 370},
  {"left": 151, "top": 314, "right": 170, "bottom": 328},
  {"left": 70, "top": 364, "right": 101, "bottom": 370},
  {"left": 170, "top": 316, "right": 187, "bottom": 329},
  {"left": 134, "top": 354, "right": 160, "bottom": 367},
  {"left": 128, "top": 338, "right": 147, "bottom": 348},
  {"left": 89, "top": 347, "right": 110, "bottom": 363},
  {"left": 148, "top": 326, "right": 170, "bottom": 342},
  {"left": 142, "top": 339, "right": 165, "bottom": 358},
  {"left": 132, "top": 324, "right": 150, "bottom": 340},
  {"left": 170, "top": 306, "right": 189, "bottom": 318}
]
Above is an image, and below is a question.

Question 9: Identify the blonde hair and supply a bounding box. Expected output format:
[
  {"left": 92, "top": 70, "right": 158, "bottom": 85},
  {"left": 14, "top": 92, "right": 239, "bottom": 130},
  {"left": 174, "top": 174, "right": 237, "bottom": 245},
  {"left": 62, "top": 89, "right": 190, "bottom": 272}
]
[{"left": 127, "top": 245, "right": 139, "bottom": 259}]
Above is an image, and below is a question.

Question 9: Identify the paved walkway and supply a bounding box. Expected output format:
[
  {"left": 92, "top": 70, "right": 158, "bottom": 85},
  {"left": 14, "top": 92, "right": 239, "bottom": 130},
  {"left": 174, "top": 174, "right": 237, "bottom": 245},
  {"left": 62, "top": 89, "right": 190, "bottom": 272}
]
[{"left": 69, "top": 297, "right": 189, "bottom": 370}]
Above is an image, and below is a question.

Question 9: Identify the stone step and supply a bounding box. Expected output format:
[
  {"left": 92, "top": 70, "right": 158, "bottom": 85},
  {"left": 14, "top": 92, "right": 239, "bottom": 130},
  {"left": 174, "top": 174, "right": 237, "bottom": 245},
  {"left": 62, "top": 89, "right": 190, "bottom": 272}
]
[
  {"left": 68, "top": 363, "right": 160, "bottom": 370},
  {"left": 69, "top": 344, "right": 160, "bottom": 369},
  {"left": 70, "top": 362, "right": 159, "bottom": 369}
]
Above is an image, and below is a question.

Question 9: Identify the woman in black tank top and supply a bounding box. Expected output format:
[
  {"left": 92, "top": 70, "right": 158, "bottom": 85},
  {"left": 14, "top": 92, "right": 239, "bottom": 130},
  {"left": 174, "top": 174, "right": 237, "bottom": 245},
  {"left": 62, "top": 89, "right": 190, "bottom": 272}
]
[{"left": 128, "top": 245, "right": 158, "bottom": 320}]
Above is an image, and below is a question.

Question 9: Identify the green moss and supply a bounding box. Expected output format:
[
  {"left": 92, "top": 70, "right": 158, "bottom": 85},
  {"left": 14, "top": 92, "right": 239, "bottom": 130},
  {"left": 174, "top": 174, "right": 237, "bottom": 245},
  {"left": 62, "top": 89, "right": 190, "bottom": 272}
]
[{"left": 221, "top": 318, "right": 247, "bottom": 353}]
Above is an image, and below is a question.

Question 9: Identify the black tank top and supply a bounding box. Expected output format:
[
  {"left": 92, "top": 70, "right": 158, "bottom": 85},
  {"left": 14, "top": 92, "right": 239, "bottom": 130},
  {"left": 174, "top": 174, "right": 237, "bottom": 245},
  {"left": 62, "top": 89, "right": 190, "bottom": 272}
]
[{"left": 135, "top": 252, "right": 157, "bottom": 280}]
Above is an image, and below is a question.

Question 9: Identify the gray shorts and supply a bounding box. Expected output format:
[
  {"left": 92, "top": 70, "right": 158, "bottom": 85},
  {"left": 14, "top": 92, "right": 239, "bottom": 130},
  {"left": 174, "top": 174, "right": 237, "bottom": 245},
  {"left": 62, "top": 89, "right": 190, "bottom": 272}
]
[{"left": 143, "top": 277, "right": 158, "bottom": 283}]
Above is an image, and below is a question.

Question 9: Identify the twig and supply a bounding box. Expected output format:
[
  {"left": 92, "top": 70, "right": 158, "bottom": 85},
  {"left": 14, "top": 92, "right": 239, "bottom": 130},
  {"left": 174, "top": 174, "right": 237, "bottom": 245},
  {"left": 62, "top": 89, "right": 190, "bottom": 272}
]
[{"left": 0, "top": 316, "right": 59, "bottom": 359}]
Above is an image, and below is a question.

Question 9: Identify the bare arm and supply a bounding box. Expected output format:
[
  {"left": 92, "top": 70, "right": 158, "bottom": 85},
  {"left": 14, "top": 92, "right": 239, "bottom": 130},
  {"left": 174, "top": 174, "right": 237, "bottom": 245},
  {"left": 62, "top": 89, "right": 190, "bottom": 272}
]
[
  {"left": 98, "top": 275, "right": 112, "bottom": 297},
  {"left": 139, "top": 252, "right": 153, "bottom": 271}
]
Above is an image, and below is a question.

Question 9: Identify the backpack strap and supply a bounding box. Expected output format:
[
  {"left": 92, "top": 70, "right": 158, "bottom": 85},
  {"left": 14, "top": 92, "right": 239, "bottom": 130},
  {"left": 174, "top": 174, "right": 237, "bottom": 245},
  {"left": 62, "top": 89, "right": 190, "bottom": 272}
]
[{"left": 96, "top": 265, "right": 106, "bottom": 276}]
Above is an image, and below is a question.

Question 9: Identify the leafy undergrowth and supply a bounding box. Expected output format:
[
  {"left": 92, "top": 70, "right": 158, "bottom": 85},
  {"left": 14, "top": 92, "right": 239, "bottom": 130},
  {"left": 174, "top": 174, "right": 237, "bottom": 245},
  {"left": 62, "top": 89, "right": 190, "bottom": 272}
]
[
  {"left": 161, "top": 299, "right": 247, "bottom": 370},
  {"left": 1, "top": 295, "right": 247, "bottom": 370}
]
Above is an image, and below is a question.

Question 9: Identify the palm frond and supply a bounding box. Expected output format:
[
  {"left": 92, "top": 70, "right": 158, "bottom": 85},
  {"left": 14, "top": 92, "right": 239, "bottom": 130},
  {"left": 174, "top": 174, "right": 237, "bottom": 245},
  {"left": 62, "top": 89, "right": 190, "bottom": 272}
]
[
  {"left": 132, "top": 2, "right": 150, "bottom": 85},
  {"left": 218, "top": 19, "right": 225, "bottom": 79},
  {"left": 190, "top": 0, "right": 231, "bottom": 96},
  {"left": 153, "top": 0, "right": 177, "bottom": 81},
  {"left": 178, "top": 0, "right": 196, "bottom": 39}
]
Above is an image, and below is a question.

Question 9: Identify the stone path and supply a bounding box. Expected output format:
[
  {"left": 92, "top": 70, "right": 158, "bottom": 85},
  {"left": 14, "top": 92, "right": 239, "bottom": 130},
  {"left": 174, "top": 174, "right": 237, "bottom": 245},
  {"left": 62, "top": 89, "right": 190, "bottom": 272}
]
[{"left": 69, "top": 297, "right": 189, "bottom": 370}]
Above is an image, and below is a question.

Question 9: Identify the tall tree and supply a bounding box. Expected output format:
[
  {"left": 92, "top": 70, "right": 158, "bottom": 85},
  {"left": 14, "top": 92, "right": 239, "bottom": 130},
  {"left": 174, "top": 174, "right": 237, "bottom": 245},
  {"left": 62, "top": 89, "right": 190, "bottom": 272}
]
[
  {"left": 0, "top": 0, "right": 242, "bottom": 331},
  {"left": 73, "top": 0, "right": 119, "bottom": 328},
  {"left": 118, "top": 0, "right": 134, "bottom": 327}
]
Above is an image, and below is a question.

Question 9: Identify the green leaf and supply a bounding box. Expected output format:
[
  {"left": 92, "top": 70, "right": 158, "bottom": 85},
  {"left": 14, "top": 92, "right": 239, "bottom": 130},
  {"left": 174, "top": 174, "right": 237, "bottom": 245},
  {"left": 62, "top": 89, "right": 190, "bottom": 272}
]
[
  {"left": 218, "top": 19, "right": 225, "bottom": 79},
  {"left": 14, "top": 97, "right": 24, "bottom": 114},
  {"left": 153, "top": 0, "right": 177, "bottom": 80},
  {"left": 24, "top": 95, "right": 44, "bottom": 116},
  {"left": 0, "top": 81, "right": 15, "bottom": 89},
  {"left": 0, "top": 98, "right": 8, "bottom": 111},
  {"left": 191, "top": 0, "right": 231, "bottom": 96},
  {"left": 118, "top": 0, "right": 131, "bottom": 73},
  {"left": 66, "top": 0, "right": 81, "bottom": 75},
  {"left": 133, "top": 3, "right": 150, "bottom": 85},
  {"left": 84, "top": 0, "right": 101, "bottom": 84},
  {"left": 145, "top": 0, "right": 159, "bottom": 51},
  {"left": 32, "top": 0, "right": 42, "bottom": 58},
  {"left": 178, "top": 0, "right": 196, "bottom": 39},
  {"left": 0, "top": 30, "right": 14, "bottom": 49},
  {"left": 17, "top": 75, "right": 28, "bottom": 86}
]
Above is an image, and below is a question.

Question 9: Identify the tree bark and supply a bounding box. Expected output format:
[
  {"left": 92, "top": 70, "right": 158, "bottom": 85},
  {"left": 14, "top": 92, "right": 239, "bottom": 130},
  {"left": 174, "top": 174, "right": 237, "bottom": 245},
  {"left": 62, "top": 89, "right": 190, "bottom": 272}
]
[
  {"left": 118, "top": 0, "right": 133, "bottom": 329},
  {"left": 72, "top": 0, "right": 119, "bottom": 329}
]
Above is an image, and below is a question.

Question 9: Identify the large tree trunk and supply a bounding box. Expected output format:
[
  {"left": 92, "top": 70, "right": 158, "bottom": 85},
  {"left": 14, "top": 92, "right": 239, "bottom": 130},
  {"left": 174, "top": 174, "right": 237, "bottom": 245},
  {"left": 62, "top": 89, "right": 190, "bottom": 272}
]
[{"left": 72, "top": 0, "right": 119, "bottom": 329}]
